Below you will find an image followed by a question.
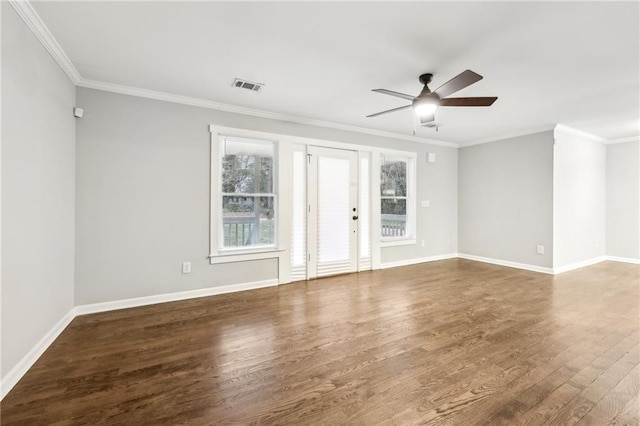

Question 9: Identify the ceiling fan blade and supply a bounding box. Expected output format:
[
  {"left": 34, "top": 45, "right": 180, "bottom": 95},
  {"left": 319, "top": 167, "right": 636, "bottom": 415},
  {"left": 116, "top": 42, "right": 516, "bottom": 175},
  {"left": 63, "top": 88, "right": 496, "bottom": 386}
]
[
  {"left": 367, "top": 104, "right": 412, "bottom": 118},
  {"left": 419, "top": 112, "right": 435, "bottom": 125},
  {"left": 433, "top": 70, "right": 483, "bottom": 98},
  {"left": 439, "top": 97, "right": 497, "bottom": 107},
  {"left": 372, "top": 89, "right": 416, "bottom": 101}
]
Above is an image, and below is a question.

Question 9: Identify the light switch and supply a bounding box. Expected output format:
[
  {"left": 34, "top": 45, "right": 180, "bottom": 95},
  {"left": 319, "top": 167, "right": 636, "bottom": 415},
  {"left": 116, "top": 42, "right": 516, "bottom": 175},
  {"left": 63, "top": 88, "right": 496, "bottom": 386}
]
[
  {"left": 182, "top": 262, "right": 192, "bottom": 274},
  {"left": 421, "top": 200, "right": 430, "bottom": 208},
  {"left": 427, "top": 153, "right": 436, "bottom": 163}
]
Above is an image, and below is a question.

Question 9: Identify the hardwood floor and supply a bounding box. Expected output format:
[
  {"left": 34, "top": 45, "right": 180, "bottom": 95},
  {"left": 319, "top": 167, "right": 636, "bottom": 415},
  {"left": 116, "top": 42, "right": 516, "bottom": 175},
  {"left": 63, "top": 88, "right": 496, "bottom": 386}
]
[{"left": 2, "top": 259, "right": 639, "bottom": 425}]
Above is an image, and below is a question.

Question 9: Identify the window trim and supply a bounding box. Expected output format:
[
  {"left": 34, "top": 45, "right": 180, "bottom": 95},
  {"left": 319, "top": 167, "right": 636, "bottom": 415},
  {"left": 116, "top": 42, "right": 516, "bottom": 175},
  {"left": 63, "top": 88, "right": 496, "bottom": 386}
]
[
  {"left": 209, "top": 128, "right": 281, "bottom": 264},
  {"left": 379, "top": 151, "right": 417, "bottom": 243},
  {"left": 209, "top": 125, "right": 419, "bottom": 274}
]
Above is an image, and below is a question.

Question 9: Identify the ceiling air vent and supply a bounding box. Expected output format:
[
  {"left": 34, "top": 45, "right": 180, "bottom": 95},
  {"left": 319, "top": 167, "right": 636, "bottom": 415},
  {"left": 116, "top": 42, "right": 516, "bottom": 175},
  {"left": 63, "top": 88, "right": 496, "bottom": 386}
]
[{"left": 232, "top": 78, "right": 264, "bottom": 92}]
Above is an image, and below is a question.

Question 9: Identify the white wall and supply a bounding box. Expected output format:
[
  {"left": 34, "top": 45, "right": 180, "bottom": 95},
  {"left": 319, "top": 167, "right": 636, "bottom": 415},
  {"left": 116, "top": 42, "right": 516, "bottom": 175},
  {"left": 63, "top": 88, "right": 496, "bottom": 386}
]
[
  {"left": 1, "top": 3, "right": 76, "bottom": 380},
  {"left": 458, "top": 131, "right": 554, "bottom": 268},
  {"left": 75, "top": 88, "right": 458, "bottom": 305},
  {"left": 553, "top": 127, "right": 607, "bottom": 268},
  {"left": 606, "top": 141, "right": 640, "bottom": 260}
]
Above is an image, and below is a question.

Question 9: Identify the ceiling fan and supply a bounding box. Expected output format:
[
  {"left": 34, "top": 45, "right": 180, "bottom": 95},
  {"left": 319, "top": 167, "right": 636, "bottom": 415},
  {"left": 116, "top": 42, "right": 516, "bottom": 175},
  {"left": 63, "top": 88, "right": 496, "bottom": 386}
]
[{"left": 367, "top": 70, "right": 497, "bottom": 125}]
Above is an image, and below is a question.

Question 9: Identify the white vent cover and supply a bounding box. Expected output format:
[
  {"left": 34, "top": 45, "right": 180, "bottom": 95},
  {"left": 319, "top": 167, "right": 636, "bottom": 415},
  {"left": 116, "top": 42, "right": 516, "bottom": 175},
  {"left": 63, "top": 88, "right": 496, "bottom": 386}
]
[{"left": 232, "top": 78, "right": 264, "bottom": 92}]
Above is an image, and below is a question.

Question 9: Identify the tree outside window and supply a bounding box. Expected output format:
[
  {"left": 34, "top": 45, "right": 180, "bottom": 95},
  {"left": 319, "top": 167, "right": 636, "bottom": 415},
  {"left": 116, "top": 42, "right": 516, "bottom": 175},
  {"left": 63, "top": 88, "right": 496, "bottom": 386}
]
[
  {"left": 380, "top": 156, "right": 408, "bottom": 238},
  {"left": 221, "top": 138, "right": 276, "bottom": 248}
]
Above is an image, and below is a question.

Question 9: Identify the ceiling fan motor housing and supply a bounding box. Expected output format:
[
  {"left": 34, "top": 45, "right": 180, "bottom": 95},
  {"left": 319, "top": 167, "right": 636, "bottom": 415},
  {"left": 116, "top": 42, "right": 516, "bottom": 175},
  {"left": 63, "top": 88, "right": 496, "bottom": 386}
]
[{"left": 418, "top": 73, "right": 433, "bottom": 85}]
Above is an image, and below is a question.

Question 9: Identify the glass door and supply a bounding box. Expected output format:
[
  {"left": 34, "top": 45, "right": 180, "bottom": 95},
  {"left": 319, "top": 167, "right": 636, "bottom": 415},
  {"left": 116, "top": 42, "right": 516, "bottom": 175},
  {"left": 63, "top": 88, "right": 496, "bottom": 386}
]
[{"left": 307, "top": 146, "right": 358, "bottom": 278}]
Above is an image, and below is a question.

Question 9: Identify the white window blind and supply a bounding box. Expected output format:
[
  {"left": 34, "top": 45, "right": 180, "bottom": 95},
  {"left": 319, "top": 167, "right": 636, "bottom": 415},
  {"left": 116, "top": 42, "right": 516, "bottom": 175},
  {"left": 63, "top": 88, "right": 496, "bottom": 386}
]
[
  {"left": 317, "top": 156, "right": 352, "bottom": 276},
  {"left": 291, "top": 147, "right": 307, "bottom": 281},
  {"left": 359, "top": 155, "right": 371, "bottom": 270}
]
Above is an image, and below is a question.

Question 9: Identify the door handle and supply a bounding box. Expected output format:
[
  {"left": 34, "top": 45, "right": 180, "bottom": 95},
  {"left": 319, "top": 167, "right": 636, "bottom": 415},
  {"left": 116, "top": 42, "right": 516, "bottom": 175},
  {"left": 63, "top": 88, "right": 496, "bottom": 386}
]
[{"left": 352, "top": 215, "right": 359, "bottom": 220}]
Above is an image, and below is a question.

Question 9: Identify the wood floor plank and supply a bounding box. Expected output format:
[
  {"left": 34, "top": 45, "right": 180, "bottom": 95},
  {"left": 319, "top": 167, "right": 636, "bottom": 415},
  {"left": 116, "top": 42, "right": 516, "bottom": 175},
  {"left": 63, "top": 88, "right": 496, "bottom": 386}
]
[
  {"left": 609, "top": 394, "right": 640, "bottom": 426},
  {"left": 1, "top": 259, "right": 638, "bottom": 425},
  {"left": 577, "top": 363, "right": 640, "bottom": 425}
]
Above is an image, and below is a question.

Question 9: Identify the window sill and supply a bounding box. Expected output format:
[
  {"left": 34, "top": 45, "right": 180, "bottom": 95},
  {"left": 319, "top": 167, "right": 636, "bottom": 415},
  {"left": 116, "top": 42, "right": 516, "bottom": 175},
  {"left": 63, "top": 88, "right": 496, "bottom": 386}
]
[
  {"left": 209, "top": 248, "right": 285, "bottom": 264},
  {"left": 380, "top": 239, "right": 417, "bottom": 248}
]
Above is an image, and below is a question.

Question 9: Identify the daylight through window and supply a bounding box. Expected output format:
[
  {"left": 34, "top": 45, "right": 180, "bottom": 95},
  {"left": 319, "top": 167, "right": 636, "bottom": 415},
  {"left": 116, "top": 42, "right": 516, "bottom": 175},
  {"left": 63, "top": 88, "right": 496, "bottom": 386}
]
[
  {"left": 221, "top": 137, "right": 276, "bottom": 249},
  {"left": 380, "top": 155, "right": 409, "bottom": 239}
]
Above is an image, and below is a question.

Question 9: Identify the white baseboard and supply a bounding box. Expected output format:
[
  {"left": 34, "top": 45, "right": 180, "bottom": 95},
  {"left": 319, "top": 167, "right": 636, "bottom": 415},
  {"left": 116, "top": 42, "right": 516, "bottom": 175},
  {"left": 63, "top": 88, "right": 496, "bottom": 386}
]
[
  {"left": 2, "top": 252, "right": 635, "bottom": 401},
  {"left": 1, "top": 279, "right": 279, "bottom": 401},
  {"left": 75, "top": 279, "right": 280, "bottom": 316},
  {"left": 380, "top": 253, "right": 458, "bottom": 269},
  {"left": 553, "top": 256, "right": 607, "bottom": 274},
  {"left": 457, "top": 253, "right": 555, "bottom": 274},
  {"left": 605, "top": 255, "right": 640, "bottom": 265},
  {"left": 1, "top": 308, "right": 75, "bottom": 400}
]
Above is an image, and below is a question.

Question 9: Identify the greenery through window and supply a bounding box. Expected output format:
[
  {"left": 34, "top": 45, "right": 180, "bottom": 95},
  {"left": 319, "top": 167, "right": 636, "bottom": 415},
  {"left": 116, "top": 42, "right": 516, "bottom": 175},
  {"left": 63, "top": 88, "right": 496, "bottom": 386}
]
[
  {"left": 380, "top": 155, "right": 408, "bottom": 238},
  {"left": 221, "top": 137, "right": 276, "bottom": 249}
]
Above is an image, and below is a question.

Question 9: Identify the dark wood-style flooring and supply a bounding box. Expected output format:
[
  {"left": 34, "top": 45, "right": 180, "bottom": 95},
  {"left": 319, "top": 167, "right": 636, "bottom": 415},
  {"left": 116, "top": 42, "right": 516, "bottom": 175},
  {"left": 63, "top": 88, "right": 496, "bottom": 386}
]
[{"left": 2, "top": 259, "right": 639, "bottom": 425}]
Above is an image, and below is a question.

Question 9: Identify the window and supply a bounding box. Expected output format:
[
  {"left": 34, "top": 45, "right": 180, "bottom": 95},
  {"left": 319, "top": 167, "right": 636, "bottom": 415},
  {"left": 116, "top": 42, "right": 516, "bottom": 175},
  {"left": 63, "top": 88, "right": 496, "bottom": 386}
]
[
  {"left": 220, "top": 136, "right": 276, "bottom": 250},
  {"left": 380, "top": 154, "right": 412, "bottom": 240}
]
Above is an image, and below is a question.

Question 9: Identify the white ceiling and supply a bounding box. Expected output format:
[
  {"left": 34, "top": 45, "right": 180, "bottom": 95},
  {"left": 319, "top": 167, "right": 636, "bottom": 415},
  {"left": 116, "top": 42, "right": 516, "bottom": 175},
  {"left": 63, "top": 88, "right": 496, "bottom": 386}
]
[{"left": 31, "top": 1, "right": 640, "bottom": 146}]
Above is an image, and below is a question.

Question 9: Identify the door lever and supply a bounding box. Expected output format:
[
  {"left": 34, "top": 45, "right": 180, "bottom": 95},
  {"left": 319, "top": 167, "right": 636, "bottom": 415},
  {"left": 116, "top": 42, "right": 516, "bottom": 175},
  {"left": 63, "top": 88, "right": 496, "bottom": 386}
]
[{"left": 352, "top": 215, "right": 359, "bottom": 220}]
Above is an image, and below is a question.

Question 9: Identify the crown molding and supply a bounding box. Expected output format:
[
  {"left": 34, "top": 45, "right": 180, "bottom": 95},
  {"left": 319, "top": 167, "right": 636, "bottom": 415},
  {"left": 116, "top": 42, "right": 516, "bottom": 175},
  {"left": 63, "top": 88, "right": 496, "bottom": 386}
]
[
  {"left": 607, "top": 135, "right": 640, "bottom": 145},
  {"left": 554, "top": 124, "right": 607, "bottom": 143},
  {"left": 8, "top": 0, "right": 456, "bottom": 148},
  {"left": 462, "top": 125, "right": 556, "bottom": 147},
  {"left": 77, "top": 78, "right": 458, "bottom": 148},
  {"left": 16, "top": 0, "right": 634, "bottom": 150},
  {"left": 9, "top": 0, "right": 81, "bottom": 84}
]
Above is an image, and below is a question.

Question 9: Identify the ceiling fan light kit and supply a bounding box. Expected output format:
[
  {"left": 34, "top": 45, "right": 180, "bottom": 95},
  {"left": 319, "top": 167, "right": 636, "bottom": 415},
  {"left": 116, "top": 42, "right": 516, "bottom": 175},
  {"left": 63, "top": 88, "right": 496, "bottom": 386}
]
[
  {"left": 412, "top": 95, "right": 438, "bottom": 117},
  {"left": 368, "top": 70, "right": 498, "bottom": 127}
]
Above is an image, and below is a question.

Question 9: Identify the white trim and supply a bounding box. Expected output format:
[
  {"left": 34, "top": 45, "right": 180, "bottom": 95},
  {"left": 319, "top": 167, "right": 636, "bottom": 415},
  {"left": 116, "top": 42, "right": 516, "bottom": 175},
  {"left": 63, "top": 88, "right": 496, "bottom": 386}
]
[
  {"left": 210, "top": 249, "right": 284, "bottom": 264},
  {"left": 11, "top": 0, "right": 637, "bottom": 151},
  {"left": 8, "top": 0, "right": 80, "bottom": 84},
  {"left": 2, "top": 252, "right": 633, "bottom": 401},
  {"left": 457, "top": 253, "right": 555, "bottom": 274},
  {"left": 1, "top": 308, "right": 75, "bottom": 400},
  {"left": 552, "top": 256, "right": 607, "bottom": 274},
  {"left": 605, "top": 255, "right": 640, "bottom": 265},
  {"left": 381, "top": 253, "right": 458, "bottom": 269},
  {"left": 554, "top": 124, "right": 607, "bottom": 144},
  {"left": 464, "top": 125, "right": 556, "bottom": 147},
  {"left": 607, "top": 136, "right": 640, "bottom": 145},
  {"left": 75, "top": 279, "right": 279, "bottom": 316},
  {"left": 77, "top": 80, "right": 457, "bottom": 148},
  {"left": 380, "top": 239, "right": 417, "bottom": 247},
  {"left": 2, "top": 279, "right": 280, "bottom": 400}
]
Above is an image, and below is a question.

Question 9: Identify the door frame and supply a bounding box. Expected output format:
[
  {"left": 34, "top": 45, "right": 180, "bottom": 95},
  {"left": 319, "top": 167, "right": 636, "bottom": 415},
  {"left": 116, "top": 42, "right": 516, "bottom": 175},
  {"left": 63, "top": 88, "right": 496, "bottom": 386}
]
[
  {"left": 209, "top": 124, "right": 417, "bottom": 285},
  {"left": 307, "top": 145, "right": 359, "bottom": 279}
]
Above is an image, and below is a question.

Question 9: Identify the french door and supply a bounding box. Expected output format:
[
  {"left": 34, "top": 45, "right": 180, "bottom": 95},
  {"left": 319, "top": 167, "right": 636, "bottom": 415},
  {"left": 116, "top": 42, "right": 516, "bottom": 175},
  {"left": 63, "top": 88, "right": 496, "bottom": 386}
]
[{"left": 308, "top": 146, "right": 359, "bottom": 278}]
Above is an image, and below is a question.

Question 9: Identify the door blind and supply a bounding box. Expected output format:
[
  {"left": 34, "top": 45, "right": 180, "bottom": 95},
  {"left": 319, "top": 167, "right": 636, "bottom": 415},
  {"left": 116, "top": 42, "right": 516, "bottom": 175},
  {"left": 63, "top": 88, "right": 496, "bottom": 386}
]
[
  {"left": 317, "top": 156, "right": 352, "bottom": 276},
  {"left": 291, "top": 147, "right": 307, "bottom": 281}
]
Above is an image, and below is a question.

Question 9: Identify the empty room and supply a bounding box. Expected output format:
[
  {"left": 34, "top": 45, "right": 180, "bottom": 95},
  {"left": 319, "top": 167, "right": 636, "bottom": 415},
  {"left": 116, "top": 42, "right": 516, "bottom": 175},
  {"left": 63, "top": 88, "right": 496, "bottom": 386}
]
[{"left": 2, "top": 1, "right": 639, "bottom": 424}]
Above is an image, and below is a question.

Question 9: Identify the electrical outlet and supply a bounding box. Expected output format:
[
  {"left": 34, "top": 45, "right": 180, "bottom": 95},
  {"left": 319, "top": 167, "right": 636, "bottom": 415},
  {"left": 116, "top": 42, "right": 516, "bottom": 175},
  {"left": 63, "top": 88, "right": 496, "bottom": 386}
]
[
  {"left": 182, "top": 262, "right": 191, "bottom": 274},
  {"left": 421, "top": 200, "right": 430, "bottom": 208},
  {"left": 536, "top": 245, "right": 544, "bottom": 255}
]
